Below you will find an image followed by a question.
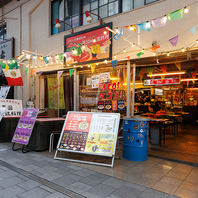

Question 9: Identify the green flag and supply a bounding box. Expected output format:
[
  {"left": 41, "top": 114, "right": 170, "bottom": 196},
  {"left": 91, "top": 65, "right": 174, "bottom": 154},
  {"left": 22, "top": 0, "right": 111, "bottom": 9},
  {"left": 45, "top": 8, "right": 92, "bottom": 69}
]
[
  {"left": 69, "top": 68, "right": 74, "bottom": 77},
  {"left": 25, "top": 67, "right": 28, "bottom": 75},
  {"left": 168, "top": 8, "right": 183, "bottom": 21}
]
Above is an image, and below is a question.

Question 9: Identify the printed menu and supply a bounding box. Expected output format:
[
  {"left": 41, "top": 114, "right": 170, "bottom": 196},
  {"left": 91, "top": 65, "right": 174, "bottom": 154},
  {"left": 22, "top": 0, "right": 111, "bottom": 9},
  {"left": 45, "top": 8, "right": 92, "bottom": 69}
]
[
  {"left": 12, "top": 108, "right": 39, "bottom": 145},
  {"left": 59, "top": 112, "right": 119, "bottom": 155}
]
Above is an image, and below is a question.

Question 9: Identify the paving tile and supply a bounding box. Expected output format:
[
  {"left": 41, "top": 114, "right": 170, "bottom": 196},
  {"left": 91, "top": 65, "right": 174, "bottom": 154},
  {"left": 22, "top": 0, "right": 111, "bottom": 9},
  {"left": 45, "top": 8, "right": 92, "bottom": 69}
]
[
  {"left": 152, "top": 181, "right": 178, "bottom": 195},
  {"left": 185, "top": 174, "right": 198, "bottom": 184},
  {"left": 106, "top": 195, "right": 122, "bottom": 198},
  {"left": 159, "top": 176, "right": 183, "bottom": 187},
  {"left": 0, "top": 176, "right": 25, "bottom": 188},
  {"left": 166, "top": 170, "right": 187, "bottom": 180},
  {"left": 44, "top": 192, "right": 70, "bottom": 198},
  {"left": 18, "top": 187, "right": 51, "bottom": 198},
  {"left": 0, "top": 185, "right": 26, "bottom": 198},
  {"left": 141, "top": 172, "right": 164, "bottom": 181},
  {"left": 82, "top": 191, "right": 103, "bottom": 198},
  {"left": 102, "top": 177, "right": 127, "bottom": 189},
  {"left": 52, "top": 174, "right": 83, "bottom": 187},
  {"left": 55, "top": 167, "right": 81, "bottom": 176},
  {"left": 171, "top": 166, "right": 191, "bottom": 175},
  {"left": 124, "top": 182, "right": 147, "bottom": 191},
  {"left": 139, "top": 188, "right": 169, "bottom": 198},
  {"left": 74, "top": 168, "right": 95, "bottom": 177},
  {"left": 40, "top": 171, "right": 62, "bottom": 181},
  {"left": 17, "top": 179, "right": 41, "bottom": 190},
  {"left": 174, "top": 187, "right": 198, "bottom": 198},
  {"left": 0, "top": 170, "right": 18, "bottom": 179},
  {"left": 80, "top": 172, "right": 110, "bottom": 187},
  {"left": 113, "top": 186, "right": 142, "bottom": 198},
  {"left": 66, "top": 181, "right": 92, "bottom": 194},
  {"left": 167, "top": 195, "right": 180, "bottom": 198},
  {"left": 132, "top": 177, "right": 158, "bottom": 188},
  {"left": 34, "top": 166, "right": 58, "bottom": 174},
  {"left": 179, "top": 181, "right": 198, "bottom": 192},
  {"left": 39, "top": 185, "right": 55, "bottom": 193},
  {"left": 85, "top": 184, "right": 116, "bottom": 198}
]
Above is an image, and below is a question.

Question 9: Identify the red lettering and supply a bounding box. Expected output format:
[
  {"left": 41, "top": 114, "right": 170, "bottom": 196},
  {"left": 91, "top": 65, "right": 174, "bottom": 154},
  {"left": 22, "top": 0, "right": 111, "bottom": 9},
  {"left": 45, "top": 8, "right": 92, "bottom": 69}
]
[
  {"left": 99, "top": 84, "right": 102, "bottom": 90},
  {"left": 106, "top": 93, "right": 112, "bottom": 100},
  {"left": 98, "top": 93, "right": 105, "bottom": 100},
  {"left": 112, "top": 82, "right": 116, "bottom": 90},
  {"left": 117, "top": 82, "right": 120, "bottom": 89},
  {"left": 114, "top": 91, "right": 119, "bottom": 99},
  {"left": 107, "top": 83, "right": 111, "bottom": 90},
  {"left": 102, "top": 84, "right": 106, "bottom": 91}
]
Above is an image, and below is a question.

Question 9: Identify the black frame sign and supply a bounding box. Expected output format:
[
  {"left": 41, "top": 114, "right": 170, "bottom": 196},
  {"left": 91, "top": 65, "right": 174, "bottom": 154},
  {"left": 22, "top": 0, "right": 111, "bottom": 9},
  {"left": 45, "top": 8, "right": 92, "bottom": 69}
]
[
  {"left": 54, "top": 111, "right": 120, "bottom": 167},
  {"left": 64, "top": 22, "right": 112, "bottom": 65}
]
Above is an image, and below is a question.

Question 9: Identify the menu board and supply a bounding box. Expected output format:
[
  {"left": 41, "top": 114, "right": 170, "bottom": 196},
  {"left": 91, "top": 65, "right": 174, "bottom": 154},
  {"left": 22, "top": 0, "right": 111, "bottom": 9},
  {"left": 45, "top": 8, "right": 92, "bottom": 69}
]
[
  {"left": 57, "top": 112, "right": 120, "bottom": 156},
  {"left": 12, "top": 108, "right": 39, "bottom": 145}
]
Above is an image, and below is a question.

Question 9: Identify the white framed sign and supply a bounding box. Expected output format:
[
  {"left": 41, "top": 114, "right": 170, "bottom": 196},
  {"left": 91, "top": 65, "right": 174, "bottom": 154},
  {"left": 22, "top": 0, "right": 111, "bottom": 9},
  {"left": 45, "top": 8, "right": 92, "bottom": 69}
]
[
  {"left": 54, "top": 111, "right": 120, "bottom": 167},
  {"left": 0, "top": 99, "right": 23, "bottom": 117}
]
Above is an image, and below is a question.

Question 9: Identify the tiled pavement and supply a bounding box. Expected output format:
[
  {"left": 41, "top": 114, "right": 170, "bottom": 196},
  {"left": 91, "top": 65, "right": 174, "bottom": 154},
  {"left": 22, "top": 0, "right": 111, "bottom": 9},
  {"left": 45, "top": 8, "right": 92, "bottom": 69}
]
[{"left": 0, "top": 143, "right": 198, "bottom": 198}]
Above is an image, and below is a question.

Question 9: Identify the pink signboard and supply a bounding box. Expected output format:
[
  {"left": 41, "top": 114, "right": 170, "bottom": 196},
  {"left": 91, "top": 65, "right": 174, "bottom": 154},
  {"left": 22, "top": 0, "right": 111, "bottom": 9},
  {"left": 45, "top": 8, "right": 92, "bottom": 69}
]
[
  {"left": 143, "top": 77, "right": 180, "bottom": 86},
  {"left": 12, "top": 108, "right": 39, "bottom": 145}
]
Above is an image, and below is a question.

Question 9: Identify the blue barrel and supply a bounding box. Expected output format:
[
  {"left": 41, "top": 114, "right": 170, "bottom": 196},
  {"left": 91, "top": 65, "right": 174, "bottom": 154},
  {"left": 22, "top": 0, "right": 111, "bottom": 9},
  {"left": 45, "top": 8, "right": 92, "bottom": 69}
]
[{"left": 122, "top": 117, "right": 151, "bottom": 161}]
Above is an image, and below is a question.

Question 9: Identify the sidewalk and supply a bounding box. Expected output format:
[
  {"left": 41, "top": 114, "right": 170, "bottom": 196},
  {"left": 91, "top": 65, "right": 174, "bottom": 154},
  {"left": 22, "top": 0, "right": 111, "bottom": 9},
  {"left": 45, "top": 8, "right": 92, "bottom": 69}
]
[{"left": 0, "top": 143, "right": 197, "bottom": 198}]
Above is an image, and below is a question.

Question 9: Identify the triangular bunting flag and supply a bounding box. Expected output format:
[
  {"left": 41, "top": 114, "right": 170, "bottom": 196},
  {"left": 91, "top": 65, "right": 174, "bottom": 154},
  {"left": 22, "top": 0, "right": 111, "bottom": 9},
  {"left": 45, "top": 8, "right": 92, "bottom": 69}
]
[
  {"left": 186, "top": 81, "right": 189, "bottom": 87},
  {"left": 169, "top": 35, "right": 179, "bottom": 47},
  {"left": 151, "top": 45, "right": 160, "bottom": 53},
  {"left": 38, "top": 71, "right": 43, "bottom": 78},
  {"left": 125, "top": 56, "right": 130, "bottom": 60},
  {"left": 147, "top": 67, "right": 154, "bottom": 78},
  {"left": 138, "top": 22, "right": 151, "bottom": 31},
  {"left": 124, "top": 25, "right": 136, "bottom": 32},
  {"left": 69, "top": 68, "right": 74, "bottom": 77},
  {"left": 161, "top": 75, "right": 165, "bottom": 82},
  {"left": 168, "top": 8, "right": 183, "bottom": 21},
  {"left": 111, "top": 60, "right": 117, "bottom": 72},
  {"left": 139, "top": 69, "right": 145, "bottom": 81},
  {"left": 25, "top": 67, "right": 28, "bottom": 75},
  {"left": 152, "top": 17, "right": 167, "bottom": 28},
  {"left": 174, "top": 62, "right": 181, "bottom": 70},
  {"left": 136, "top": 52, "right": 144, "bottom": 59},
  {"left": 57, "top": 71, "right": 63, "bottom": 79},
  {"left": 38, "top": 56, "right": 44, "bottom": 61},
  {"left": 188, "top": 69, "right": 191, "bottom": 78},
  {"left": 190, "top": 25, "right": 198, "bottom": 35},
  {"left": 18, "top": 54, "right": 24, "bottom": 60},
  {"left": 5, "top": 64, "right": 9, "bottom": 72},
  {"left": 160, "top": 65, "right": 167, "bottom": 73},
  {"left": 43, "top": 56, "right": 49, "bottom": 64},
  {"left": 31, "top": 70, "right": 36, "bottom": 77},
  {"left": 91, "top": 63, "right": 96, "bottom": 73},
  {"left": 113, "top": 29, "right": 123, "bottom": 41},
  {"left": 91, "top": 45, "right": 101, "bottom": 54}
]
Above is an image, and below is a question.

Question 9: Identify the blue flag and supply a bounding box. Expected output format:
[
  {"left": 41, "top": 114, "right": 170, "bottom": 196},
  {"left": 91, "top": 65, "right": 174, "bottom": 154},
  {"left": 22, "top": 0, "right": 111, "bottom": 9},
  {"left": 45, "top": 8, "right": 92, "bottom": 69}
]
[{"left": 111, "top": 60, "right": 117, "bottom": 72}]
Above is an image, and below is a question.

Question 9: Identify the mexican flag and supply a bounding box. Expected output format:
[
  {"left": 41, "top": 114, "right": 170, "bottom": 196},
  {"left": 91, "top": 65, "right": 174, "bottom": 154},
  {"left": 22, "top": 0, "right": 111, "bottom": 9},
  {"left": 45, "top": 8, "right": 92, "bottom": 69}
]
[{"left": 0, "top": 60, "right": 23, "bottom": 86}]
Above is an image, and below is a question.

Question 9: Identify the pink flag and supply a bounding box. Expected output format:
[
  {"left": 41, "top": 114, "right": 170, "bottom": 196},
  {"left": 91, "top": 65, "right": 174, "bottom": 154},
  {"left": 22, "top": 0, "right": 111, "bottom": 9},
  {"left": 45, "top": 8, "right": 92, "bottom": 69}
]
[
  {"left": 169, "top": 35, "right": 179, "bottom": 47},
  {"left": 50, "top": 56, "right": 56, "bottom": 63},
  {"left": 151, "top": 17, "right": 166, "bottom": 28}
]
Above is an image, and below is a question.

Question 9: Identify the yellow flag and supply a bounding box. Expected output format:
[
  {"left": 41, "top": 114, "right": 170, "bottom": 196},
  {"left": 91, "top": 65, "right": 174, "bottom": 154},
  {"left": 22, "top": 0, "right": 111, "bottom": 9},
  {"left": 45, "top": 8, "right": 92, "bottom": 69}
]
[
  {"left": 161, "top": 75, "right": 165, "bottom": 82},
  {"left": 174, "top": 62, "right": 181, "bottom": 70},
  {"left": 91, "top": 63, "right": 96, "bottom": 73},
  {"left": 91, "top": 45, "right": 101, "bottom": 54},
  {"left": 186, "top": 81, "right": 189, "bottom": 87},
  {"left": 18, "top": 54, "right": 24, "bottom": 60},
  {"left": 5, "top": 64, "right": 10, "bottom": 72}
]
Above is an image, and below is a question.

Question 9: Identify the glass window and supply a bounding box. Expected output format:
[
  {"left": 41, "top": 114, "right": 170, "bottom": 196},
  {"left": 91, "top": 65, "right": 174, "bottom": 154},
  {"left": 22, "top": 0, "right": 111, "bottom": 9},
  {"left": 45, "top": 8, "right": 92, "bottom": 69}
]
[
  {"left": 109, "top": 1, "right": 118, "bottom": 16},
  {"left": 122, "top": 0, "right": 133, "bottom": 12},
  {"left": 134, "top": 0, "right": 144, "bottom": 9},
  {"left": 99, "top": 5, "right": 108, "bottom": 18},
  {"left": 146, "top": 0, "right": 158, "bottom": 4},
  {"left": 99, "top": 0, "right": 108, "bottom": 6},
  {"left": 91, "top": 0, "right": 98, "bottom": 9}
]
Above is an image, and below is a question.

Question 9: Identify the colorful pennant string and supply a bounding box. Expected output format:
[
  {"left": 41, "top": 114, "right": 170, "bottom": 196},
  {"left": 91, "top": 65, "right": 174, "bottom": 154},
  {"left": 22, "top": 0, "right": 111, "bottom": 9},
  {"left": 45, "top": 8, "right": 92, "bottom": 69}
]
[
  {"left": 152, "top": 17, "right": 167, "bottom": 28},
  {"left": 169, "top": 35, "right": 179, "bottom": 47},
  {"left": 69, "top": 68, "right": 74, "bottom": 77},
  {"left": 168, "top": 8, "right": 183, "bottom": 21},
  {"left": 136, "top": 52, "right": 144, "bottom": 59}
]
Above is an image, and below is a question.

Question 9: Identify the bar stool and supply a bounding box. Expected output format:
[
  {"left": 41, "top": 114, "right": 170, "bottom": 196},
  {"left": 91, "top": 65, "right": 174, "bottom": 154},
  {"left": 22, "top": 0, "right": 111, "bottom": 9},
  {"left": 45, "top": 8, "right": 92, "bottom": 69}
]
[{"left": 49, "top": 131, "right": 61, "bottom": 152}]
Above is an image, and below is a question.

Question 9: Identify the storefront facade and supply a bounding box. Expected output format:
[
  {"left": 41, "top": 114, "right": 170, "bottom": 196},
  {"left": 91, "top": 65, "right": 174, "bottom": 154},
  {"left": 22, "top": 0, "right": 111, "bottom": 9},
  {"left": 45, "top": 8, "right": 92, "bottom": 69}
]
[{"left": 0, "top": 0, "right": 197, "bottom": 121}]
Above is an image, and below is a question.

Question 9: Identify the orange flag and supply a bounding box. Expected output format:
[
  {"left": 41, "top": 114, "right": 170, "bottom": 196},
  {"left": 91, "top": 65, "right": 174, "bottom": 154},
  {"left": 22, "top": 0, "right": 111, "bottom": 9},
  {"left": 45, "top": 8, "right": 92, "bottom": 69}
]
[
  {"left": 174, "top": 62, "right": 181, "bottom": 70},
  {"left": 160, "top": 65, "right": 167, "bottom": 73},
  {"left": 151, "top": 45, "right": 160, "bottom": 53},
  {"left": 124, "top": 25, "right": 136, "bottom": 32},
  {"left": 186, "top": 81, "right": 189, "bottom": 87},
  {"left": 31, "top": 70, "right": 36, "bottom": 77}
]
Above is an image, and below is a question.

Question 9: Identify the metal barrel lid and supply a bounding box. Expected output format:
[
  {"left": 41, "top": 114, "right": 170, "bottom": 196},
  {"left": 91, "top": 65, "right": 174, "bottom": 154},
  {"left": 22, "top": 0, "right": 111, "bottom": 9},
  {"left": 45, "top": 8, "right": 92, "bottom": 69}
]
[{"left": 123, "top": 116, "right": 151, "bottom": 121}]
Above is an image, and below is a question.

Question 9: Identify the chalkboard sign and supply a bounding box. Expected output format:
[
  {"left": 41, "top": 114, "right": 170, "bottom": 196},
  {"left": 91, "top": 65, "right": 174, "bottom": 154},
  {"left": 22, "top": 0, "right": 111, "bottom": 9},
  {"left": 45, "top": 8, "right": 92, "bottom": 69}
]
[{"left": 55, "top": 111, "right": 120, "bottom": 167}]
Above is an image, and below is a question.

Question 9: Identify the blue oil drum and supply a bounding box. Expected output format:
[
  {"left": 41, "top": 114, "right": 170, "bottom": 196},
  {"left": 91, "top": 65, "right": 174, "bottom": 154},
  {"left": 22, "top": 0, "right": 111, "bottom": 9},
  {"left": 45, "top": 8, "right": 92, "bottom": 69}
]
[{"left": 122, "top": 117, "right": 151, "bottom": 161}]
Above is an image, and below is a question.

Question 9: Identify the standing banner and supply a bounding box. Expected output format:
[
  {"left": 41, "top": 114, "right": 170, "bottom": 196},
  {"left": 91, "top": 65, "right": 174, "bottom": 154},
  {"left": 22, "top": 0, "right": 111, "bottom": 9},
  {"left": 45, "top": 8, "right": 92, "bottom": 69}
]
[
  {"left": 0, "top": 86, "right": 10, "bottom": 99},
  {"left": 0, "top": 99, "right": 23, "bottom": 117},
  {"left": 55, "top": 111, "right": 120, "bottom": 167},
  {"left": 0, "top": 107, "right": 7, "bottom": 122},
  {"left": 12, "top": 108, "right": 39, "bottom": 145},
  {"left": 47, "top": 77, "right": 65, "bottom": 109}
]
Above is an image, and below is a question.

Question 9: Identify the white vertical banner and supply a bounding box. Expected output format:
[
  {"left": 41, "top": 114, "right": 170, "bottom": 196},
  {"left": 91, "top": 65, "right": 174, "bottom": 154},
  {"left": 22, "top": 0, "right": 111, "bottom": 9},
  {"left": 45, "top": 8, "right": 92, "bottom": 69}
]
[
  {"left": 57, "top": 71, "right": 63, "bottom": 79},
  {"left": 0, "top": 107, "right": 7, "bottom": 122},
  {"left": 0, "top": 86, "right": 10, "bottom": 99}
]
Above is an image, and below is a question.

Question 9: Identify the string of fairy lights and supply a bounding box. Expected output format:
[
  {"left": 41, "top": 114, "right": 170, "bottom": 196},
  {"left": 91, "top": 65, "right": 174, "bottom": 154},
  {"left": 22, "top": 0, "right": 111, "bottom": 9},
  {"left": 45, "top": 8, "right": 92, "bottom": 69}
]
[{"left": 1, "top": 1, "right": 198, "bottom": 71}]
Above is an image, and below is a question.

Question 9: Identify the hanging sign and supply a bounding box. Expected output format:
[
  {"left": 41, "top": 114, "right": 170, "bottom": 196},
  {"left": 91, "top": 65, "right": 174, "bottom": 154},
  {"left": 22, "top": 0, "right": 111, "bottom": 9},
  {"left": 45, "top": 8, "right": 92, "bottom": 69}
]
[
  {"left": 12, "top": 108, "right": 39, "bottom": 145},
  {"left": 55, "top": 112, "right": 120, "bottom": 167},
  {"left": 143, "top": 77, "right": 180, "bottom": 86},
  {"left": 0, "top": 86, "right": 10, "bottom": 99},
  {"left": 64, "top": 22, "right": 112, "bottom": 65},
  {"left": 0, "top": 99, "right": 23, "bottom": 117},
  {"left": 99, "top": 72, "right": 110, "bottom": 84},
  {"left": 92, "top": 75, "right": 99, "bottom": 89},
  {"left": 0, "top": 107, "right": 7, "bottom": 122}
]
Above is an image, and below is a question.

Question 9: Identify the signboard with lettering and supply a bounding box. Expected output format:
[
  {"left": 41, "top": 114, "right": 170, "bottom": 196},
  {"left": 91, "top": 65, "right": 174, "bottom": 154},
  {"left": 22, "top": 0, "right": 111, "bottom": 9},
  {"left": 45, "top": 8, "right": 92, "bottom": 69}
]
[
  {"left": 55, "top": 111, "right": 120, "bottom": 167},
  {"left": 0, "top": 86, "right": 10, "bottom": 99},
  {"left": 0, "top": 99, "right": 23, "bottom": 117},
  {"left": 12, "top": 108, "right": 39, "bottom": 145},
  {"left": 64, "top": 23, "right": 112, "bottom": 65},
  {"left": 0, "top": 107, "right": 6, "bottom": 122},
  {"left": 143, "top": 77, "right": 180, "bottom": 86}
]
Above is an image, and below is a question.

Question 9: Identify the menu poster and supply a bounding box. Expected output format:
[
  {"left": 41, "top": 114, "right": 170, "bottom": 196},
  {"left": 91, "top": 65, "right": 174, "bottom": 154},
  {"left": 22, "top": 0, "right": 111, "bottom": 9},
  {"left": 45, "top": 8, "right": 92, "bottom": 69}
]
[
  {"left": 57, "top": 112, "right": 120, "bottom": 156},
  {"left": 0, "top": 107, "right": 6, "bottom": 122},
  {"left": 12, "top": 108, "right": 39, "bottom": 145},
  {"left": 0, "top": 99, "right": 23, "bottom": 117},
  {"left": 98, "top": 101, "right": 104, "bottom": 110},
  {"left": 92, "top": 75, "right": 99, "bottom": 89},
  {"left": 112, "top": 100, "right": 117, "bottom": 110},
  {"left": 105, "top": 101, "right": 112, "bottom": 110},
  {"left": 99, "top": 72, "right": 110, "bottom": 84},
  {"left": 117, "top": 100, "right": 125, "bottom": 110}
]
